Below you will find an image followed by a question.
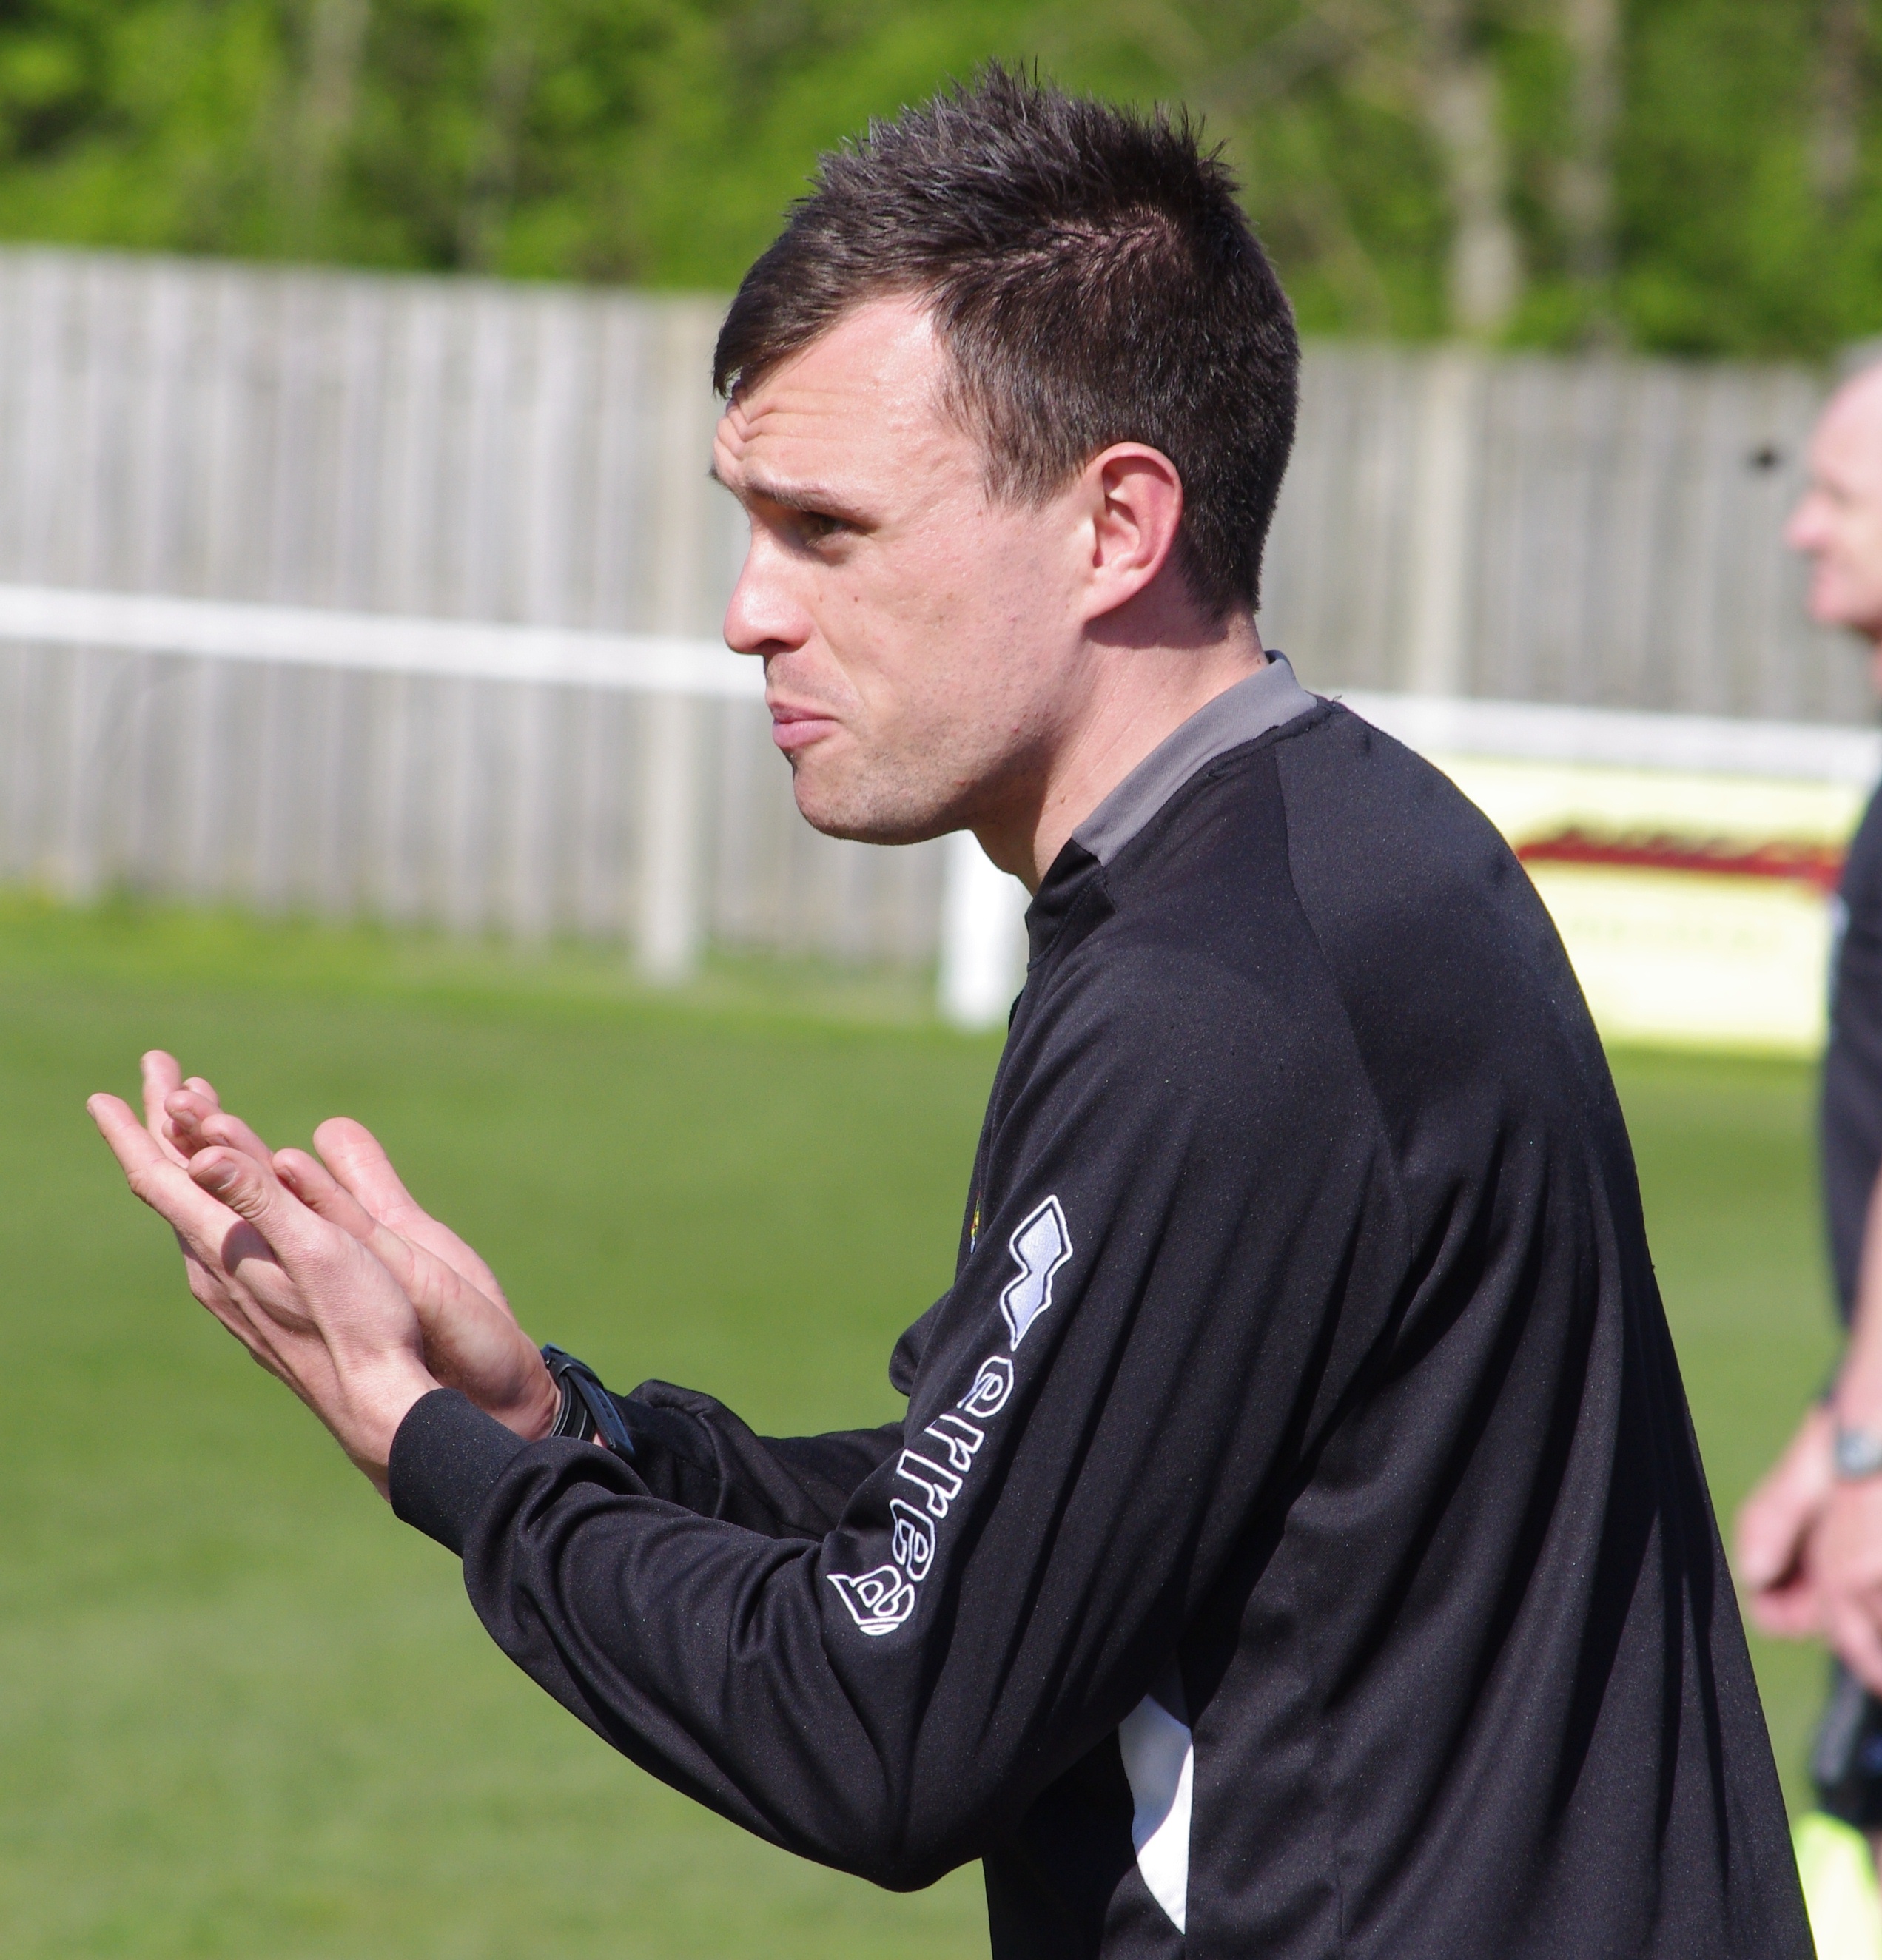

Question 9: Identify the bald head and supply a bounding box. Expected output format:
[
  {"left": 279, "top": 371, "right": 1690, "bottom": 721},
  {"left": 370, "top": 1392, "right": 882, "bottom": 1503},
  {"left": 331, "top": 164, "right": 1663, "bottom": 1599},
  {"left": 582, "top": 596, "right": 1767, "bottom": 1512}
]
[{"left": 1787, "top": 364, "right": 1882, "bottom": 667}]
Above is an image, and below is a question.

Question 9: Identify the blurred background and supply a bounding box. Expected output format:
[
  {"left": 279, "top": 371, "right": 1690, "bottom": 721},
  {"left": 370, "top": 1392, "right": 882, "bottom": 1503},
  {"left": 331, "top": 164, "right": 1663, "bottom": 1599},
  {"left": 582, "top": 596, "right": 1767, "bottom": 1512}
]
[{"left": 0, "top": 3, "right": 1869, "bottom": 1955}]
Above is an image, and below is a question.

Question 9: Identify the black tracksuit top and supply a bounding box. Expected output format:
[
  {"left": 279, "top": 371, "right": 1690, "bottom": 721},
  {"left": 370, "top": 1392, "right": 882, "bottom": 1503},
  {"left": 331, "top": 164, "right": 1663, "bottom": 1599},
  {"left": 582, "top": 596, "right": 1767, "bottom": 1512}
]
[{"left": 390, "top": 659, "right": 1809, "bottom": 1959}]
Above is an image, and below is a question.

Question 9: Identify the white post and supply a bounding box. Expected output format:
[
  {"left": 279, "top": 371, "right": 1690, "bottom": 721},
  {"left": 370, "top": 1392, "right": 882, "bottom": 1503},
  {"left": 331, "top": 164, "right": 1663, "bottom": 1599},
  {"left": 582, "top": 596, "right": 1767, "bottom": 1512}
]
[
  {"left": 938, "top": 829, "right": 1029, "bottom": 1031},
  {"left": 1402, "top": 346, "right": 1484, "bottom": 698},
  {"left": 634, "top": 302, "right": 719, "bottom": 982},
  {"left": 636, "top": 690, "right": 702, "bottom": 980}
]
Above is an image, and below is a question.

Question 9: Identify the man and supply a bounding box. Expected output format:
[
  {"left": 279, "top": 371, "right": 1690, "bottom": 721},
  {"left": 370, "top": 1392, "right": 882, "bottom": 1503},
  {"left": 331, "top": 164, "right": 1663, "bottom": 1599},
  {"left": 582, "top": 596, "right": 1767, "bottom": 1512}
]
[
  {"left": 94, "top": 73, "right": 1807, "bottom": 1958},
  {"left": 1739, "top": 359, "right": 1882, "bottom": 1884}
]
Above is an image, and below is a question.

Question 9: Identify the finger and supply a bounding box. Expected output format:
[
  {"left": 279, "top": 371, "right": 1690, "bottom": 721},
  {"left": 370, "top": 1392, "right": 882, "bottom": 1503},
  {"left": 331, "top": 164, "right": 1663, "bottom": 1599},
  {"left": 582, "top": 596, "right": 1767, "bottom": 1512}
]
[
  {"left": 280, "top": 1146, "right": 486, "bottom": 1325},
  {"left": 1744, "top": 1522, "right": 1820, "bottom": 1626},
  {"left": 173, "top": 1100, "right": 275, "bottom": 1167},
  {"left": 1738, "top": 1535, "right": 1797, "bottom": 1597},
  {"left": 1736, "top": 1495, "right": 1812, "bottom": 1592},
  {"left": 275, "top": 1147, "right": 380, "bottom": 1242},
  {"left": 98, "top": 1093, "right": 304, "bottom": 1379},
  {"left": 189, "top": 1143, "right": 414, "bottom": 1336},
  {"left": 186, "top": 1078, "right": 264, "bottom": 1154},
  {"left": 312, "top": 1118, "right": 425, "bottom": 1220},
  {"left": 315, "top": 1117, "right": 509, "bottom": 1305},
  {"left": 187, "top": 1146, "right": 330, "bottom": 1273},
  {"left": 159, "top": 1088, "right": 221, "bottom": 1158},
  {"left": 91, "top": 1093, "right": 246, "bottom": 1249},
  {"left": 1748, "top": 1580, "right": 1824, "bottom": 1640},
  {"left": 140, "top": 1051, "right": 182, "bottom": 1123},
  {"left": 139, "top": 1052, "right": 190, "bottom": 1166}
]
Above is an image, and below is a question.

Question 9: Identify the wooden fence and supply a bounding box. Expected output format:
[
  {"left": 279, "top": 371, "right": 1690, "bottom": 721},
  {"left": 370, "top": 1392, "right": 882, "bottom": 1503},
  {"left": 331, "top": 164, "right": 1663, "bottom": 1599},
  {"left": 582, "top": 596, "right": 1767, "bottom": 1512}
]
[
  {"left": 0, "top": 246, "right": 947, "bottom": 971},
  {"left": 0, "top": 243, "right": 1861, "bottom": 974},
  {"left": 1266, "top": 346, "right": 1861, "bottom": 723}
]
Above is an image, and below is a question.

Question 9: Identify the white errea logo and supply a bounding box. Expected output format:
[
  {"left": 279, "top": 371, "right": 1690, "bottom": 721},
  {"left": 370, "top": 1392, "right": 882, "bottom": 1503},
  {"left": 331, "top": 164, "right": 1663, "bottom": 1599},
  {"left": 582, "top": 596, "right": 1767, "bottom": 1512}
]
[
  {"left": 889, "top": 1499, "right": 937, "bottom": 1580},
  {"left": 1001, "top": 1196, "right": 1072, "bottom": 1346},
  {"left": 825, "top": 1205, "right": 1066, "bottom": 1639},
  {"left": 825, "top": 1566, "right": 916, "bottom": 1637},
  {"left": 958, "top": 1353, "right": 1014, "bottom": 1418},
  {"left": 895, "top": 1412, "right": 986, "bottom": 1520}
]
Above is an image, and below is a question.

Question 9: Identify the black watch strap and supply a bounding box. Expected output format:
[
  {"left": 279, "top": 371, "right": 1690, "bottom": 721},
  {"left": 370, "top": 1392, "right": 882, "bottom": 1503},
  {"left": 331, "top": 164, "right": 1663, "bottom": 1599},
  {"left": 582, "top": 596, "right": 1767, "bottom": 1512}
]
[{"left": 540, "top": 1345, "right": 636, "bottom": 1462}]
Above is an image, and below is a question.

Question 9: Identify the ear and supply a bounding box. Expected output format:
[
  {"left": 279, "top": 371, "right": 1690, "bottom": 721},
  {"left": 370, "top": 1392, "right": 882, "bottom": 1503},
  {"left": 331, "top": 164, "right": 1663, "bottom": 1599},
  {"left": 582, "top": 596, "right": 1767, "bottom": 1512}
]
[{"left": 1080, "top": 444, "right": 1186, "bottom": 623}]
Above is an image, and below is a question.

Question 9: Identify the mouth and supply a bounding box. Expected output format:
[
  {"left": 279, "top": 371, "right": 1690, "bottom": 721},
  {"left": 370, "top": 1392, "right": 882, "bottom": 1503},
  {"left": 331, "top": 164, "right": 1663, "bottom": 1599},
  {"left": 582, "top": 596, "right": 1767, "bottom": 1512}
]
[{"left": 767, "top": 699, "right": 844, "bottom": 754}]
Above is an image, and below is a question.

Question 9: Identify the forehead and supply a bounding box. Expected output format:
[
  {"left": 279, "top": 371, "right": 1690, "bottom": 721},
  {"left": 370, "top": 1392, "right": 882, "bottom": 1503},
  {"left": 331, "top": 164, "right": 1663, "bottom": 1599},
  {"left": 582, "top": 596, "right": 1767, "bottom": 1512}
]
[
  {"left": 1813, "top": 374, "right": 1882, "bottom": 490},
  {"left": 713, "top": 297, "right": 975, "bottom": 498}
]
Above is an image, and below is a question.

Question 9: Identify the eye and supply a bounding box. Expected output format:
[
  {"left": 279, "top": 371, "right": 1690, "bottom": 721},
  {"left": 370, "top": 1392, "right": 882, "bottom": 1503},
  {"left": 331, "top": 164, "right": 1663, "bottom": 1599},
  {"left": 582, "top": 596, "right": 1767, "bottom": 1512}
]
[{"left": 794, "top": 510, "right": 849, "bottom": 544}]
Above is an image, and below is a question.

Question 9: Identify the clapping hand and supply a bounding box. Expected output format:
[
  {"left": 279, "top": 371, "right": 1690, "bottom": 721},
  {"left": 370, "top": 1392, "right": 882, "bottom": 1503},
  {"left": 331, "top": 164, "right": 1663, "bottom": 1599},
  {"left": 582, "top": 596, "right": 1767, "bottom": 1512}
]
[
  {"left": 89, "top": 1060, "right": 439, "bottom": 1494},
  {"left": 91, "top": 1053, "right": 559, "bottom": 1491},
  {"left": 1735, "top": 1403, "right": 1833, "bottom": 1641}
]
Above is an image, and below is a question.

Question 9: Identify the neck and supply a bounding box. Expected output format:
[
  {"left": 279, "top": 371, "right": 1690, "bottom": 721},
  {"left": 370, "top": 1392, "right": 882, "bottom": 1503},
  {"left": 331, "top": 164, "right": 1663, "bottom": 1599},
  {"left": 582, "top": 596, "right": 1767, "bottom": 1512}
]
[{"left": 975, "top": 612, "right": 1267, "bottom": 891}]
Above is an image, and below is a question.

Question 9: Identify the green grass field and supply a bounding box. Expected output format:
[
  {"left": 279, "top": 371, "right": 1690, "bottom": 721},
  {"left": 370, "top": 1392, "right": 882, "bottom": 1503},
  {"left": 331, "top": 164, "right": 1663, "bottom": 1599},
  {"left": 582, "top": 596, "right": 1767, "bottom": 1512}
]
[{"left": 0, "top": 895, "right": 1841, "bottom": 1958}]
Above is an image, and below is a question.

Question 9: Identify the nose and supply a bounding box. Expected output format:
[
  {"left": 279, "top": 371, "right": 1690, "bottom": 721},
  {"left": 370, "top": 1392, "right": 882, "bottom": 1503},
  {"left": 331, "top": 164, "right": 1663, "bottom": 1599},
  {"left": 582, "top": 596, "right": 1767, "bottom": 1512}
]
[
  {"left": 723, "top": 529, "right": 812, "bottom": 661},
  {"left": 1784, "top": 491, "right": 1829, "bottom": 555}
]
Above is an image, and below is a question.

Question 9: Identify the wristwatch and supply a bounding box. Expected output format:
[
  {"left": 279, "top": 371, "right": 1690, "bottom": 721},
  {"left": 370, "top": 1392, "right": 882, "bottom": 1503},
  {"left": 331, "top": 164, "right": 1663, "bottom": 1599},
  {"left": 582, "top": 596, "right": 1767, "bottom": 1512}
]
[
  {"left": 1834, "top": 1423, "right": 1882, "bottom": 1481},
  {"left": 541, "top": 1344, "right": 637, "bottom": 1462}
]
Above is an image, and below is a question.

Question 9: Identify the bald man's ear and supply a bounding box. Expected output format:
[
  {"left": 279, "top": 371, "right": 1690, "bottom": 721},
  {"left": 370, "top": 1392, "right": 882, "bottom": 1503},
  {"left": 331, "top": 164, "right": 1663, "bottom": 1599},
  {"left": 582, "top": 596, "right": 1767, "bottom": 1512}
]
[{"left": 1079, "top": 445, "right": 1186, "bottom": 624}]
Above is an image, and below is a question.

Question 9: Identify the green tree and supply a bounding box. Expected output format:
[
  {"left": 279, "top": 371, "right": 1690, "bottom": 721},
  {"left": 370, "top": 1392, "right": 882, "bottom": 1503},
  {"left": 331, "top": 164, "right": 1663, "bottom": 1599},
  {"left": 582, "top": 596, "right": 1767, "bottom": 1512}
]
[{"left": 0, "top": 0, "right": 1877, "bottom": 357}]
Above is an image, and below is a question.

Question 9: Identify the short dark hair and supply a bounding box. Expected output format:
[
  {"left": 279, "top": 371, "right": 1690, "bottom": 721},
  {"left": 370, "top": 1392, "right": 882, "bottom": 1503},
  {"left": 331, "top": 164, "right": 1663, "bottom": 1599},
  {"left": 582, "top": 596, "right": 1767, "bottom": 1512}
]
[{"left": 713, "top": 67, "right": 1300, "bottom": 620}]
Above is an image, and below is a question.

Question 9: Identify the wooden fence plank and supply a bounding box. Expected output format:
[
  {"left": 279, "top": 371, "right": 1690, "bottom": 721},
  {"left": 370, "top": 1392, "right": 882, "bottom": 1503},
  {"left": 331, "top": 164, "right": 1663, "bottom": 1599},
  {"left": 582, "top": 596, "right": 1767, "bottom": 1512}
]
[{"left": 0, "top": 243, "right": 1862, "bottom": 970}]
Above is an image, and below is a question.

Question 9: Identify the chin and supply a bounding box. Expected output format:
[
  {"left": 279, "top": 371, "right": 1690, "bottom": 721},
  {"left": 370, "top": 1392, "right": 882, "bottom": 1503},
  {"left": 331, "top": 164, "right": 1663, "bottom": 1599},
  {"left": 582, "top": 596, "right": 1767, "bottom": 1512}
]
[
  {"left": 1813, "top": 573, "right": 1882, "bottom": 634},
  {"left": 790, "top": 770, "right": 951, "bottom": 848}
]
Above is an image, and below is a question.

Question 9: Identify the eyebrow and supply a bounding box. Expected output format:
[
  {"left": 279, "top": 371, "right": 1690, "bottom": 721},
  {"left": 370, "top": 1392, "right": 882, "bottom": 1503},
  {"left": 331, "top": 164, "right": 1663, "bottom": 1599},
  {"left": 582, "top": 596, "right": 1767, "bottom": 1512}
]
[{"left": 709, "top": 463, "right": 873, "bottom": 528}]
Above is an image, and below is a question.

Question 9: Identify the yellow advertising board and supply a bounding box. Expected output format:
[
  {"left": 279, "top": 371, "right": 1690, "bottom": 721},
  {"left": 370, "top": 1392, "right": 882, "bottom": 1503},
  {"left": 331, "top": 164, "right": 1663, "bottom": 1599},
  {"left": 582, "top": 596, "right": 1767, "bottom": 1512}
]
[{"left": 1433, "top": 755, "right": 1867, "bottom": 1056}]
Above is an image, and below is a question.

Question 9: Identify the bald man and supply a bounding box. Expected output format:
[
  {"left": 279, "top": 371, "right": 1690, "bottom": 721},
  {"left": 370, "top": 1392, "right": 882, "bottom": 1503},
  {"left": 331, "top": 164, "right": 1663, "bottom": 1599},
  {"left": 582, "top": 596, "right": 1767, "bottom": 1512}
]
[{"left": 1739, "top": 362, "right": 1882, "bottom": 1863}]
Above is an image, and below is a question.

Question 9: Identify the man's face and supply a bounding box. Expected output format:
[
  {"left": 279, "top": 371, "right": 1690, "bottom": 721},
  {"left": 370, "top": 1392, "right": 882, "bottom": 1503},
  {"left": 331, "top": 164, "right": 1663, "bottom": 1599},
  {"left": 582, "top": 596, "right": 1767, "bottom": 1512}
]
[
  {"left": 713, "top": 297, "right": 1093, "bottom": 846},
  {"left": 1786, "top": 372, "right": 1882, "bottom": 670}
]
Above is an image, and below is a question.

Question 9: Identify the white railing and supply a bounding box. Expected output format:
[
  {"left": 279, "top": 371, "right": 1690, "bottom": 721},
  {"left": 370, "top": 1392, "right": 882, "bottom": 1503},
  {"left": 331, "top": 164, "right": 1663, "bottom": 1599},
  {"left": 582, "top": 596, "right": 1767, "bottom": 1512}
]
[
  {"left": 0, "top": 245, "right": 1861, "bottom": 724},
  {"left": 0, "top": 583, "right": 1027, "bottom": 1026},
  {"left": 0, "top": 581, "right": 1872, "bottom": 1038},
  {"left": 0, "top": 582, "right": 760, "bottom": 696},
  {"left": 2, "top": 245, "right": 1872, "bottom": 1041},
  {"left": 1342, "top": 687, "right": 1882, "bottom": 783}
]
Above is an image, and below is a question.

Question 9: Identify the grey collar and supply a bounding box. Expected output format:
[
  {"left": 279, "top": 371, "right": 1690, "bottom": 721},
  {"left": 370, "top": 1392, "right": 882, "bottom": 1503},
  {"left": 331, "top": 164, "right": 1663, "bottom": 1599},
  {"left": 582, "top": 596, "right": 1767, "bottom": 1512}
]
[{"left": 1071, "top": 653, "right": 1317, "bottom": 865}]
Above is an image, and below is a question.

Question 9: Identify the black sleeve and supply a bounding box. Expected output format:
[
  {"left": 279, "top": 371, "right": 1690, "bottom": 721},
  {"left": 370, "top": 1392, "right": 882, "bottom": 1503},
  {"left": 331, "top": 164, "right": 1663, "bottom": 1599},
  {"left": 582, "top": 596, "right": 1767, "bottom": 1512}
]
[
  {"left": 389, "top": 937, "right": 1399, "bottom": 1888},
  {"left": 614, "top": 1380, "right": 902, "bottom": 1540}
]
